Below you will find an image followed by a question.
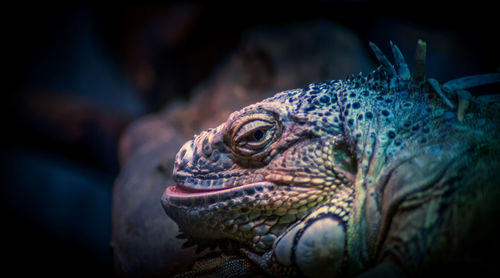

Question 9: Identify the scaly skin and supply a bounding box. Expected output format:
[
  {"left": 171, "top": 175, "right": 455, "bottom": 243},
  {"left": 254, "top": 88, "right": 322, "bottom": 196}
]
[{"left": 162, "top": 42, "right": 500, "bottom": 277}]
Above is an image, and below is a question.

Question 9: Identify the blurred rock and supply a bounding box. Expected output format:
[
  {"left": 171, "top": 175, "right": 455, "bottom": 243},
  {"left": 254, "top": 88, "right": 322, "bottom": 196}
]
[
  {"left": 112, "top": 20, "right": 372, "bottom": 277},
  {"left": 166, "top": 20, "right": 374, "bottom": 137}
]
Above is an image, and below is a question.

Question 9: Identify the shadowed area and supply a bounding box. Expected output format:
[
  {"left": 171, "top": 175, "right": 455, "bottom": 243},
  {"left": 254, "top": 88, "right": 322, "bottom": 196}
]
[{"left": 2, "top": 2, "right": 498, "bottom": 277}]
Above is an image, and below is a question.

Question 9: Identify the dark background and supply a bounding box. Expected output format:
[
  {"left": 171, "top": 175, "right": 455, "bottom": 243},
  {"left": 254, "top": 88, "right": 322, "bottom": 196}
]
[{"left": 2, "top": 2, "right": 498, "bottom": 276}]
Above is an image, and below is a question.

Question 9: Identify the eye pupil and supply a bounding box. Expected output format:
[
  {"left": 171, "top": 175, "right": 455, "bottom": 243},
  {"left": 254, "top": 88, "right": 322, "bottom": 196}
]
[{"left": 253, "top": 129, "right": 264, "bottom": 141}]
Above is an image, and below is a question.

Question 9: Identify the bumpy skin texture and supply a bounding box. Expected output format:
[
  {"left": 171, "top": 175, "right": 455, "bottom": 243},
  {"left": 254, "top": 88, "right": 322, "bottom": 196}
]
[{"left": 162, "top": 42, "right": 500, "bottom": 277}]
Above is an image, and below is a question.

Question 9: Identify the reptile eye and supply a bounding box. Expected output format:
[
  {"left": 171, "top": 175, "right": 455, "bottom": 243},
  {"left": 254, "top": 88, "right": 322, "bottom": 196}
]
[
  {"left": 230, "top": 113, "right": 279, "bottom": 157},
  {"left": 245, "top": 128, "right": 267, "bottom": 142},
  {"left": 252, "top": 129, "right": 264, "bottom": 141}
]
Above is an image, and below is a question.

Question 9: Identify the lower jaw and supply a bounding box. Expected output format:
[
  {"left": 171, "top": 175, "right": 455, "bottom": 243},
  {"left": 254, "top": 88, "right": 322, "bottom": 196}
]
[
  {"left": 162, "top": 189, "right": 296, "bottom": 251},
  {"left": 164, "top": 204, "right": 287, "bottom": 253},
  {"left": 161, "top": 182, "right": 323, "bottom": 252},
  {"left": 161, "top": 182, "right": 277, "bottom": 238}
]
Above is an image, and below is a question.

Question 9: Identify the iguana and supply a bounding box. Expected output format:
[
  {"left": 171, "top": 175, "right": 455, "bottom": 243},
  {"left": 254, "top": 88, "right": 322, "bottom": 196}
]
[{"left": 161, "top": 41, "right": 500, "bottom": 277}]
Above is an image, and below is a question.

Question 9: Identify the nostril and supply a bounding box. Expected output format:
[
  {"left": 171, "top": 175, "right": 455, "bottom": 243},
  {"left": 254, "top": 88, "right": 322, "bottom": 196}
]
[{"left": 176, "top": 141, "right": 194, "bottom": 170}]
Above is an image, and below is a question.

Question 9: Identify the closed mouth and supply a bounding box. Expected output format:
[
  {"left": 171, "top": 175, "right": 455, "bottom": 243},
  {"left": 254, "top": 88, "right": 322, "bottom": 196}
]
[{"left": 164, "top": 182, "right": 276, "bottom": 199}]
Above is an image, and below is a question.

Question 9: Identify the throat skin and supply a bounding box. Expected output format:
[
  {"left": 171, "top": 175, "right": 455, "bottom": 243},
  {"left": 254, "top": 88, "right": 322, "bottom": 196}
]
[{"left": 343, "top": 110, "right": 483, "bottom": 275}]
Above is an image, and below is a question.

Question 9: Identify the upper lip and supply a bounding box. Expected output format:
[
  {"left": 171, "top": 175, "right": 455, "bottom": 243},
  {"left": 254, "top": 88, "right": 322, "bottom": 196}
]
[{"left": 165, "top": 181, "right": 277, "bottom": 198}]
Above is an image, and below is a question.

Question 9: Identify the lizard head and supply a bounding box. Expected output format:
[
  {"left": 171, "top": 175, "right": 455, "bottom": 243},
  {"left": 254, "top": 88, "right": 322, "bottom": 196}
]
[
  {"left": 162, "top": 82, "right": 358, "bottom": 252},
  {"left": 162, "top": 41, "right": 500, "bottom": 273}
]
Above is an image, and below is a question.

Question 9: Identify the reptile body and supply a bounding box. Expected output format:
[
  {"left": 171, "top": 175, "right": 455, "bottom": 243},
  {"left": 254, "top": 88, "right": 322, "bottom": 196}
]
[{"left": 162, "top": 41, "right": 500, "bottom": 277}]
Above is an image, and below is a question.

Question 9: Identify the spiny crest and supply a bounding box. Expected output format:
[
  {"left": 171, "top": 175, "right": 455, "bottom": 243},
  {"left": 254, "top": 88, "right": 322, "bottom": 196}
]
[{"left": 367, "top": 40, "right": 500, "bottom": 121}]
